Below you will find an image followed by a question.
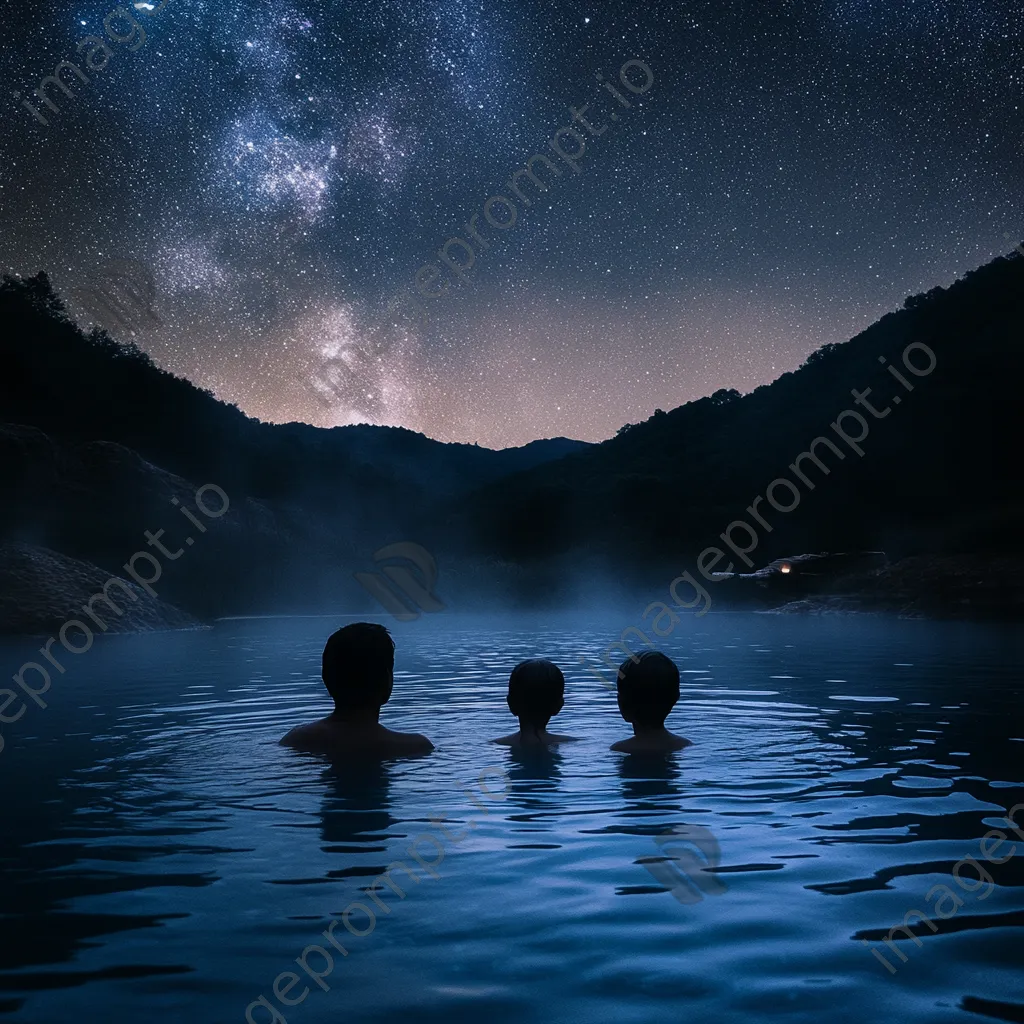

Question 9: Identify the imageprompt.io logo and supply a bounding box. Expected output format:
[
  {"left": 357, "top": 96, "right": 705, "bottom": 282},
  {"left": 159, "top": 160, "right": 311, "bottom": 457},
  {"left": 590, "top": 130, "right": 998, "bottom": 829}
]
[
  {"left": 354, "top": 542, "right": 445, "bottom": 622},
  {"left": 71, "top": 259, "right": 161, "bottom": 338},
  {"left": 638, "top": 823, "right": 728, "bottom": 905}
]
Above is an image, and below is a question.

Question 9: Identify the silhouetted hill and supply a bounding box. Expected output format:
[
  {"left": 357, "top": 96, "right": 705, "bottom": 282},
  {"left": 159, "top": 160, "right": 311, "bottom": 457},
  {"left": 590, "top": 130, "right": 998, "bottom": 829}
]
[
  {"left": 447, "top": 248, "right": 1024, "bottom": 596},
  {"left": 0, "top": 272, "right": 588, "bottom": 510},
  {"left": 2, "top": 249, "right": 1023, "bottom": 628},
  {"left": 0, "top": 272, "right": 588, "bottom": 628}
]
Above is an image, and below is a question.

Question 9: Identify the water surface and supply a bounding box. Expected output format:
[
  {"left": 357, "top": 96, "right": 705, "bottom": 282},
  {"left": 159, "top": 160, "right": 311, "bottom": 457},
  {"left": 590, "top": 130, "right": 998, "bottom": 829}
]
[{"left": 0, "top": 612, "right": 1021, "bottom": 1023}]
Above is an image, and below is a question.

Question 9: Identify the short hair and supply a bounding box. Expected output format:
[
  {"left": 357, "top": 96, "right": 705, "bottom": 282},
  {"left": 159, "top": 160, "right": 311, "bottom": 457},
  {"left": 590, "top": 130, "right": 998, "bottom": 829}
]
[
  {"left": 322, "top": 622, "right": 395, "bottom": 710},
  {"left": 507, "top": 659, "right": 565, "bottom": 724},
  {"left": 616, "top": 651, "right": 680, "bottom": 726}
]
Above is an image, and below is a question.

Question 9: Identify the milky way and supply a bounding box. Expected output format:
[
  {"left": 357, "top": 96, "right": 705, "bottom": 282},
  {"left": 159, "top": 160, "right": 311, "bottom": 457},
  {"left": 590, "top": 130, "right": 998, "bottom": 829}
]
[{"left": 1, "top": 0, "right": 1021, "bottom": 447}]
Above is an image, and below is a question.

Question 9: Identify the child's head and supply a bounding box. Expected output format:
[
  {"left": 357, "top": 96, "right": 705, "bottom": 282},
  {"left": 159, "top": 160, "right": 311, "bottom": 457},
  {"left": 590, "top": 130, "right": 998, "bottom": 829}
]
[
  {"left": 322, "top": 622, "right": 395, "bottom": 711},
  {"left": 616, "top": 651, "right": 680, "bottom": 728},
  {"left": 507, "top": 659, "right": 565, "bottom": 730}
]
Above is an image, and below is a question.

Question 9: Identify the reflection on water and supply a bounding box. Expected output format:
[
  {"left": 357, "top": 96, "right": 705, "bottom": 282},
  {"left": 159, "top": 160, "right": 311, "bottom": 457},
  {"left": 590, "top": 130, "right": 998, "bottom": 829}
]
[
  {"left": 318, "top": 760, "right": 396, "bottom": 859},
  {"left": 0, "top": 612, "right": 1021, "bottom": 1023}
]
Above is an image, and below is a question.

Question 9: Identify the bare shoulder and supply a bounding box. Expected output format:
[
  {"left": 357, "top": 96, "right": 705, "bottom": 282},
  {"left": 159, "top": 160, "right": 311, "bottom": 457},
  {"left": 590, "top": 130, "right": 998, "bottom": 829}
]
[
  {"left": 280, "top": 721, "right": 327, "bottom": 748},
  {"left": 386, "top": 729, "right": 435, "bottom": 755},
  {"left": 280, "top": 720, "right": 433, "bottom": 757},
  {"left": 492, "top": 733, "right": 518, "bottom": 746},
  {"left": 549, "top": 733, "right": 580, "bottom": 744}
]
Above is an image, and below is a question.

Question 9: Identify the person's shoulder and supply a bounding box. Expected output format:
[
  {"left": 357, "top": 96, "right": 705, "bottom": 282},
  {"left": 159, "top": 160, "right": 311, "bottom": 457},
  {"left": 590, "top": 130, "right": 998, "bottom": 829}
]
[
  {"left": 280, "top": 721, "right": 324, "bottom": 748},
  {"left": 549, "top": 733, "right": 579, "bottom": 744},
  {"left": 409, "top": 732, "right": 435, "bottom": 753},
  {"left": 665, "top": 731, "right": 693, "bottom": 751},
  {"left": 492, "top": 733, "right": 518, "bottom": 746},
  {"left": 386, "top": 729, "right": 435, "bottom": 755},
  {"left": 609, "top": 736, "right": 636, "bottom": 752}
]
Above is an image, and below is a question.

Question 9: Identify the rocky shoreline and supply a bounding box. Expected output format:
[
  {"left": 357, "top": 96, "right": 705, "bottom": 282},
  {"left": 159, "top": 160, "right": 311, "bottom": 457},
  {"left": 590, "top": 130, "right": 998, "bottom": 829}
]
[
  {"left": 3, "top": 543, "right": 1020, "bottom": 637},
  {"left": 0, "top": 543, "right": 204, "bottom": 636},
  {"left": 759, "top": 554, "right": 1024, "bottom": 622}
]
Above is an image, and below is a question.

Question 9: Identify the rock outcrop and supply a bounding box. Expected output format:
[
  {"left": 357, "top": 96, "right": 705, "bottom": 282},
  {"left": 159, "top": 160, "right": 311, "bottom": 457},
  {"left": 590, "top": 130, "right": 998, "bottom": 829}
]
[
  {"left": 0, "top": 543, "right": 202, "bottom": 635},
  {"left": 765, "top": 554, "right": 1024, "bottom": 621}
]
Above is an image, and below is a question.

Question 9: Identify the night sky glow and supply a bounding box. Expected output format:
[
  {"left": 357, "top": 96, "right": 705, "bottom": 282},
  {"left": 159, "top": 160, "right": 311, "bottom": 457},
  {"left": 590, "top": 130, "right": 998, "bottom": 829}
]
[{"left": 2, "top": 0, "right": 1022, "bottom": 447}]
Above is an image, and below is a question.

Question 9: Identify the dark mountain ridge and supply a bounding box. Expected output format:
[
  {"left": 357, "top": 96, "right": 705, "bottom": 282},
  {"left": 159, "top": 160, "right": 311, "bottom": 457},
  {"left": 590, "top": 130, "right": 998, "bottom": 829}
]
[
  {"left": 0, "top": 272, "right": 587, "bottom": 625},
  {"left": 0, "top": 272, "right": 587, "bottom": 507},
  {"left": 446, "top": 249, "right": 1024, "bottom": 597},
  {"left": 2, "top": 249, "right": 1022, "bottom": 629}
]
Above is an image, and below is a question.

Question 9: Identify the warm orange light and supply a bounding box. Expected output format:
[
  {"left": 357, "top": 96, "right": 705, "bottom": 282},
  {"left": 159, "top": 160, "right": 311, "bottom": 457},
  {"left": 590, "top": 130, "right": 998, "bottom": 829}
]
[{"left": 780, "top": 563, "right": 792, "bottom": 574}]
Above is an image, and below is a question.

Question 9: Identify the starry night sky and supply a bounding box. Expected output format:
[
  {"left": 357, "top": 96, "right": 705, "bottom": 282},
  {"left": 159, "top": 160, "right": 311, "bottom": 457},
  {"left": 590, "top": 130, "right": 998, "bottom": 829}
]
[{"left": 1, "top": 0, "right": 1021, "bottom": 448}]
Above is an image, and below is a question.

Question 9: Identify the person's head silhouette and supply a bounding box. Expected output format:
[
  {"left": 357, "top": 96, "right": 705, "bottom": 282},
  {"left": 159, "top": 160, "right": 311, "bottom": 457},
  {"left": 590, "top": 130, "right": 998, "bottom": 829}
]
[
  {"left": 493, "top": 659, "right": 576, "bottom": 748},
  {"left": 616, "top": 651, "right": 679, "bottom": 727},
  {"left": 281, "top": 622, "right": 432, "bottom": 756},
  {"left": 508, "top": 659, "right": 565, "bottom": 733},
  {"left": 322, "top": 622, "right": 395, "bottom": 712},
  {"left": 611, "top": 651, "right": 690, "bottom": 752}
]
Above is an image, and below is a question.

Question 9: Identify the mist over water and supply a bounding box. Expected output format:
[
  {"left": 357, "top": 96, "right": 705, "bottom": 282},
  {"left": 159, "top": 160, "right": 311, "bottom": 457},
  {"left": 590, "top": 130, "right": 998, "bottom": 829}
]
[{"left": 0, "top": 612, "right": 1021, "bottom": 1023}]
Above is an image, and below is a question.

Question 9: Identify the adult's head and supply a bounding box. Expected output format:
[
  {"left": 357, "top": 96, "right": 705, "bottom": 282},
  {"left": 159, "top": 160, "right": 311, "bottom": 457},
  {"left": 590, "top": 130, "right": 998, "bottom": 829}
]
[
  {"left": 507, "top": 659, "right": 565, "bottom": 731},
  {"left": 616, "top": 651, "right": 680, "bottom": 728},
  {"left": 322, "top": 622, "right": 395, "bottom": 711}
]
